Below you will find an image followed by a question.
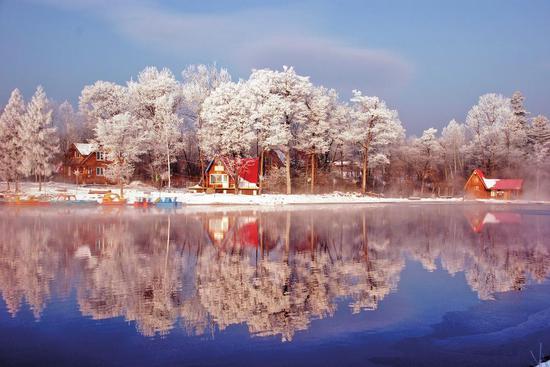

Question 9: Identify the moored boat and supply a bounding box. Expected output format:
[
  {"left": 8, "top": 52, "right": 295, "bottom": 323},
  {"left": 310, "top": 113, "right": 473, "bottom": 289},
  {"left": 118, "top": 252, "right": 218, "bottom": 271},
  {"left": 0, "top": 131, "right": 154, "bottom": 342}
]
[
  {"left": 5, "top": 195, "right": 51, "bottom": 206},
  {"left": 155, "top": 197, "right": 180, "bottom": 208},
  {"left": 50, "top": 193, "right": 98, "bottom": 205},
  {"left": 133, "top": 197, "right": 153, "bottom": 207},
  {"left": 100, "top": 193, "right": 127, "bottom": 206}
]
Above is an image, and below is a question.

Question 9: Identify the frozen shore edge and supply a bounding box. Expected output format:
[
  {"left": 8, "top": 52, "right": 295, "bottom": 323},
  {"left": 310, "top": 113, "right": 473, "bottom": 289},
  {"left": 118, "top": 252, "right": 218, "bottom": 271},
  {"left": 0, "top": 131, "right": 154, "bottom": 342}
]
[{"left": 2, "top": 182, "right": 549, "bottom": 207}]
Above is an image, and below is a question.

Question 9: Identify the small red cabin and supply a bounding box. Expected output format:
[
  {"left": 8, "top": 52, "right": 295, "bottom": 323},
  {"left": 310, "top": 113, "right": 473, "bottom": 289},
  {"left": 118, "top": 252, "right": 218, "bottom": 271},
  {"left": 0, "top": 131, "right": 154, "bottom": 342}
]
[
  {"left": 203, "top": 157, "right": 259, "bottom": 194},
  {"left": 464, "top": 169, "right": 523, "bottom": 200},
  {"left": 61, "top": 143, "right": 111, "bottom": 185}
]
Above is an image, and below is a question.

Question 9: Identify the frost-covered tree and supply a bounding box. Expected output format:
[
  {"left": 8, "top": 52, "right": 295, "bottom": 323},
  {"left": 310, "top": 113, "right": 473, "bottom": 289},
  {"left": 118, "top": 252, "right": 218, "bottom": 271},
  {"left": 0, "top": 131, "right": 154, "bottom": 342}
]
[
  {"left": 345, "top": 90, "right": 404, "bottom": 194},
  {"left": 410, "top": 128, "right": 442, "bottom": 195},
  {"left": 510, "top": 91, "right": 529, "bottom": 129},
  {"left": 247, "top": 66, "right": 313, "bottom": 194},
  {"left": 465, "top": 93, "right": 512, "bottom": 174},
  {"left": 439, "top": 119, "right": 466, "bottom": 186},
  {"left": 247, "top": 71, "right": 291, "bottom": 191},
  {"left": 128, "top": 67, "right": 183, "bottom": 187},
  {"left": 79, "top": 81, "right": 127, "bottom": 137},
  {"left": 53, "top": 101, "right": 81, "bottom": 153},
  {"left": 19, "top": 86, "right": 58, "bottom": 191},
  {"left": 182, "top": 64, "right": 231, "bottom": 175},
  {"left": 528, "top": 115, "right": 550, "bottom": 197},
  {"left": 199, "top": 81, "right": 255, "bottom": 159},
  {"left": 0, "top": 89, "right": 25, "bottom": 191},
  {"left": 94, "top": 112, "right": 146, "bottom": 196},
  {"left": 502, "top": 91, "right": 529, "bottom": 168},
  {"left": 295, "top": 86, "right": 338, "bottom": 192}
]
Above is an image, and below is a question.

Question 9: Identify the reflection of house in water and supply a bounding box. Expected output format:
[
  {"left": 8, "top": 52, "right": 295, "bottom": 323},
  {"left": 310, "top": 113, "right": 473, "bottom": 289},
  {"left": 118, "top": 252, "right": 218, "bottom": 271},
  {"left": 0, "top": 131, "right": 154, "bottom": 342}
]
[
  {"left": 205, "top": 214, "right": 259, "bottom": 248},
  {"left": 465, "top": 210, "right": 522, "bottom": 233}
]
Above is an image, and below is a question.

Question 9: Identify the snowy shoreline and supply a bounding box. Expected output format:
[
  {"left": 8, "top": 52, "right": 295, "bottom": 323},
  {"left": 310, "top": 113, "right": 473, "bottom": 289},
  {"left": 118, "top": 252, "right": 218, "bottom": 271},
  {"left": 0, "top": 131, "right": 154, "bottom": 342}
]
[{"left": 2, "top": 182, "right": 549, "bottom": 207}]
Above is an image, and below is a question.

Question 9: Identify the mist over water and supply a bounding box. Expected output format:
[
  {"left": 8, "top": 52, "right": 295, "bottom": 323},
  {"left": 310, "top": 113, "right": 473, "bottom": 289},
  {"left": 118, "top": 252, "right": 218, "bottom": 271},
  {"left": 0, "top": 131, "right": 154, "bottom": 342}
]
[{"left": 0, "top": 204, "right": 549, "bottom": 366}]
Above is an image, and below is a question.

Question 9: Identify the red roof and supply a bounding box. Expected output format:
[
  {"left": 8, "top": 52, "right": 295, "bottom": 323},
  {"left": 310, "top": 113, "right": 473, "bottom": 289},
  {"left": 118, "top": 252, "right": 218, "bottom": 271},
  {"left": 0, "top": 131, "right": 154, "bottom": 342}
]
[
  {"left": 471, "top": 169, "right": 523, "bottom": 191},
  {"left": 491, "top": 179, "right": 523, "bottom": 190},
  {"left": 237, "top": 158, "right": 259, "bottom": 184}
]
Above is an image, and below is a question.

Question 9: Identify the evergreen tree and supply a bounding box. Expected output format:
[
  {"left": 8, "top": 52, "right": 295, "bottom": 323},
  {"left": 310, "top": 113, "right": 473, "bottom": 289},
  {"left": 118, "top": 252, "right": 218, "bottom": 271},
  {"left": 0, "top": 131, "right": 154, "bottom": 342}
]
[
  {"left": 19, "top": 86, "right": 58, "bottom": 191},
  {"left": 0, "top": 89, "right": 25, "bottom": 191}
]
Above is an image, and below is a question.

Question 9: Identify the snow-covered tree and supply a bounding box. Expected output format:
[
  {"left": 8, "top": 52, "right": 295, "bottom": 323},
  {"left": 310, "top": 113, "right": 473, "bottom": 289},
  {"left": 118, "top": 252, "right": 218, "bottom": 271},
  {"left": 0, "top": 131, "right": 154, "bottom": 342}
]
[
  {"left": 246, "top": 66, "right": 313, "bottom": 194},
  {"left": 181, "top": 64, "right": 231, "bottom": 178},
  {"left": 94, "top": 112, "right": 146, "bottom": 196},
  {"left": 510, "top": 91, "right": 529, "bottom": 129},
  {"left": 528, "top": 115, "right": 550, "bottom": 197},
  {"left": 503, "top": 91, "right": 529, "bottom": 168},
  {"left": 53, "top": 101, "right": 81, "bottom": 153},
  {"left": 295, "top": 86, "right": 338, "bottom": 192},
  {"left": 465, "top": 93, "right": 512, "bottom": 174},
  {"left": 345, "top": 90, "right": 404, "bottom": 194},
  {"left": 198, "top": 81, "right": 255, "bottom": 159},
  {"left": 246, "top": 72, "right": 291, "bottom": 191},
  {"left": 410, "top": 128, "right": 442, "bottom": 195},
  {"left": 18, "top": 86, "right": 58, "bottom": 191},
  {"left": 0, "top": 89, "right": 25, "bottom": 191},
  {"left": 128, "top": 67, "right": 183, "bottom": 187},
  {"left": 79, "top": 81, "right": 127, "bottom": 137},
  {"left": 440, "top": 119, "right": 466, "bottom": 186}
]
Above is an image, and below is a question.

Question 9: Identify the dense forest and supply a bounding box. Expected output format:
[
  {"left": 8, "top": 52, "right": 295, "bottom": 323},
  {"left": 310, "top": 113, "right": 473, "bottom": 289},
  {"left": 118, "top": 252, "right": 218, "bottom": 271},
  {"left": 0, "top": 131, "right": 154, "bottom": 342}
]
[{"left": 0, "top": 64, "right": 549, "bottom": 197}]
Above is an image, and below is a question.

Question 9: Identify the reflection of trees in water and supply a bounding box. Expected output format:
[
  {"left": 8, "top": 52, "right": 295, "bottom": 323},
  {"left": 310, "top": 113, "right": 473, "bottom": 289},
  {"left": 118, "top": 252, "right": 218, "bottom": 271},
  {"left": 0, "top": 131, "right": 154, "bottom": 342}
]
[
  {"left": 0, "top": 206, "right": 548, "bottom": 339},
  {"left": 0, "top": 213, "right": 59, "bottom": 319}
]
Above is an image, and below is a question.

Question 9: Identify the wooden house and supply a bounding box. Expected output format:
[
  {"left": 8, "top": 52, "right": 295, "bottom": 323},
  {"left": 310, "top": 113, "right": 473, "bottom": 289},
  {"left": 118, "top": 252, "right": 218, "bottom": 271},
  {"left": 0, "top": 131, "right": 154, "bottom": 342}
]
[
  {"left": 202, "top": 157, "right": 260, "bottom": 194},
  {"left": 61, "top": 143, "right": 111, "bottom": 185},
  {"left": 464, "top": 169, "right": 523, "bottom": 200}
]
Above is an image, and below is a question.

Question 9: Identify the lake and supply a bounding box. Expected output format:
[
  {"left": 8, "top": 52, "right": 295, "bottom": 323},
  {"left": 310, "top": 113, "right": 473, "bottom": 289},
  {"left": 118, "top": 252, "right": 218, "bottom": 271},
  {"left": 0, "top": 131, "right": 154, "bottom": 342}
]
[{"left": 0, "top": 204, "right": 549, "bottom": 366}]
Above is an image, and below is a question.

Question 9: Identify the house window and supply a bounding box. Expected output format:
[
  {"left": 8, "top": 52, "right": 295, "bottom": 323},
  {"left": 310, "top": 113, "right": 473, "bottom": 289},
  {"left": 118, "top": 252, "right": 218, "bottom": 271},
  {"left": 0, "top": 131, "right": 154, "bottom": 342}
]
[
  {"left": 96, "top": 152, "right": 105, "bottom": 161},
  {"left": 87, "top": 168, "right": 93, "bottom": 176},
  {"left": 210, "top": 174, "right": 228, "bottom": 184},
  {"left": 96, "top": 167, "right": 105, "bottom": 176}
]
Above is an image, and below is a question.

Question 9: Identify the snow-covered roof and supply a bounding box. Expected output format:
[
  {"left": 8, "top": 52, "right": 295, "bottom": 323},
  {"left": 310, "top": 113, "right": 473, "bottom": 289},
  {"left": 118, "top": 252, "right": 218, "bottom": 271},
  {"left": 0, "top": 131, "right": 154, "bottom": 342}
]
[{"left": 74, "top": 143, "right": 94, "bottom": 156}]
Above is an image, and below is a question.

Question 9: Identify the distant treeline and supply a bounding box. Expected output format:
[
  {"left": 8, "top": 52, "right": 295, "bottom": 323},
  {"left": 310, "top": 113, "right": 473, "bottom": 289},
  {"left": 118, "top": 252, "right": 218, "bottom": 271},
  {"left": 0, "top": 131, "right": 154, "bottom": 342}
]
[{"left": 0, "top": 64, "right": 549, "bottom": 196}]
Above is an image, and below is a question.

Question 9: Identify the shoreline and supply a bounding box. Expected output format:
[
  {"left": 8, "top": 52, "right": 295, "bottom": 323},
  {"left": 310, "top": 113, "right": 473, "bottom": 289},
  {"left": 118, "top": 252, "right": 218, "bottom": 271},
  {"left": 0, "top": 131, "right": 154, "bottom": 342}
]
[{"left": 1, "top": 182, "right": 549, "bottom": 207}]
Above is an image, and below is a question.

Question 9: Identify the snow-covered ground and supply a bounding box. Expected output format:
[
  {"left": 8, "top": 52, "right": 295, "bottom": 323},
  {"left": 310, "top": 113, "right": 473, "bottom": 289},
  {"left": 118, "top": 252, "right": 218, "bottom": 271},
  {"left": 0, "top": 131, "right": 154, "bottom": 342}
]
[{"left": 3, "top": 182, "right": 549, "bottom": 206}]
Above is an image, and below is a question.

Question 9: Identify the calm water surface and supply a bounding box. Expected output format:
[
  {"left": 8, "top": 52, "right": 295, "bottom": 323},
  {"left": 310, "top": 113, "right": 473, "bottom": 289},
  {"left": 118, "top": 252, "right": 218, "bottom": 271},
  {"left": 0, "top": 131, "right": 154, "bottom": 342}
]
[{"left": 0, "top": 204, "right": 549, "bottom": 367}]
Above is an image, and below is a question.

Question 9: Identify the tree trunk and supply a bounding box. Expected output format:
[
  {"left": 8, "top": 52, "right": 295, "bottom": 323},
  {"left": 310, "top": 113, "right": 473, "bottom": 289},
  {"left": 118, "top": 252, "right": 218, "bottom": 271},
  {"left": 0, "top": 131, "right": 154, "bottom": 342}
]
[
  {"left": 120, "top": 179, "right": 124, "bottom": 197},
  {"left": 166, "top": 145, "right": 171, "bottom": 189},
  {"left": 198, "top": 148, "right": 205, "bottom": 186},
  {"left": 285, "top": 150, "right": 291, "bottom": 194},
  {"left": 259, "top": 149, "right": 264, "bottom": 194},
  {"left": 6, "top": 181, "right": 10, "bottom": 191},
  {"left": 362, "top": 147, "right": 368, "bottom": 194},
  {"left": 310, "top": 153, "right": 315, "bottom": 194},
  {"left": 38, "top": 174, "right": 42, "bottom": 191}
]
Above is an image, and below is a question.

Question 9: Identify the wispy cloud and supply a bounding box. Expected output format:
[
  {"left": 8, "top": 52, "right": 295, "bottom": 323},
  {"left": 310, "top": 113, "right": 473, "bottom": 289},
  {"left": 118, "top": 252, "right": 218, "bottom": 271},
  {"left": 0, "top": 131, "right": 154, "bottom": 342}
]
[{"left": 27, "top": 0, "right": 413, "bottom": 95}]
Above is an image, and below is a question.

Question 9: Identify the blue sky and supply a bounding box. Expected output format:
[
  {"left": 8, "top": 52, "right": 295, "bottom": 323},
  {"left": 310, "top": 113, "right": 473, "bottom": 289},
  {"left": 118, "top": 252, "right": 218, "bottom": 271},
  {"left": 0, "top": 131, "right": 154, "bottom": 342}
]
[{"left": 1, "top": 0, "right": 549, "bottom": 134}]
